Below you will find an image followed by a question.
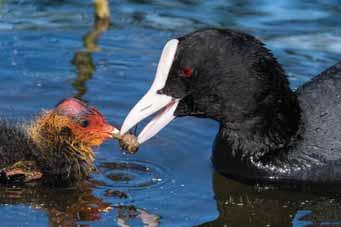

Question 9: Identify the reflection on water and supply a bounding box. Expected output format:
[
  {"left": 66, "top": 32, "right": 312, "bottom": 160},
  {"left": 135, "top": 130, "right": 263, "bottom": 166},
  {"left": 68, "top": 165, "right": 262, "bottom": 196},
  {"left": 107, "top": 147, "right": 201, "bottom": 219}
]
[
  {"left": 72, "top": 51, "right": 95, "bottom": 99},
  {"left": 0, "top": 178, "right": 160, "bottom": 227},
  {"left": 116, "top": 205, "right": 160, "bottom": 227},
  {"left": 0, "top": 181, "right": 112, "bottom": 226},
  {"left": 203, "top": 173, "right": 341, "bottom": 226},
  {"left": 71, "top": 0, "right": 111, "bottom": 99}
]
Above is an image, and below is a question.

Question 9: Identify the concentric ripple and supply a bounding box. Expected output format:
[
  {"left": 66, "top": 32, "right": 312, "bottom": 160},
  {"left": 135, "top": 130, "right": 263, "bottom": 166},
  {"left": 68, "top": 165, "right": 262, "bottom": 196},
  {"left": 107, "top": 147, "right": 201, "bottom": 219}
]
[{"left": 98, "top": 160, "right": 169, "bottom": 189}]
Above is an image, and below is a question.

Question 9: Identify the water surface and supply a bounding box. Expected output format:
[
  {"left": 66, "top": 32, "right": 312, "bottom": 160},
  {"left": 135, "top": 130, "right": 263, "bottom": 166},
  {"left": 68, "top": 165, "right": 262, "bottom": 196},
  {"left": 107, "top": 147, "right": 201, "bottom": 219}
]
[{"left": 0, "top": 0, "right": 340, "bottom": 226}]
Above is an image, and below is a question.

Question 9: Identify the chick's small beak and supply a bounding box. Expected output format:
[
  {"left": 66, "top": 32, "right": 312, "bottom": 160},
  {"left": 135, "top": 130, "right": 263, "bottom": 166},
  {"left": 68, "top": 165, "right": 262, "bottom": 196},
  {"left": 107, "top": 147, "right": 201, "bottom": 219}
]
[
  {"left": 104, "top": 124, "right": 120, "bottom": 139},
  {"left": 111, "top": 127, "right": 121, "bottom": 140}
]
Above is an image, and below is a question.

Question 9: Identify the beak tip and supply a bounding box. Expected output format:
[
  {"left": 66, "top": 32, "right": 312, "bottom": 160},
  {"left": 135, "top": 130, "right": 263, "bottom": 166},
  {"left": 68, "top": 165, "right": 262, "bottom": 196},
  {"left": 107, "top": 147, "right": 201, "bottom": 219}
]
[
  {"left": 119, "top": 124, "right": 128, "bottom": 136},
  {"left": 137, "top": 137, "right": 144, "bottom": 145},
  {"left": 113, "top": 128, "right": 120, "bottom": 134},
  {"left": 120, "top": 115, "right": 138, "bottom": 136},
  {"left": 109, "top": 126, "right": 120, "bottom": 139}
]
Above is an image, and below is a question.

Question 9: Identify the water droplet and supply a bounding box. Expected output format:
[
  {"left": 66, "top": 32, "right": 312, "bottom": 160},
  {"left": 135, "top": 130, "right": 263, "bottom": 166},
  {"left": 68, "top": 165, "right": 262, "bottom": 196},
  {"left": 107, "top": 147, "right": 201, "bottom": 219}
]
[{"left": 152, "top": 178, "right": 162, "bottom": 182}]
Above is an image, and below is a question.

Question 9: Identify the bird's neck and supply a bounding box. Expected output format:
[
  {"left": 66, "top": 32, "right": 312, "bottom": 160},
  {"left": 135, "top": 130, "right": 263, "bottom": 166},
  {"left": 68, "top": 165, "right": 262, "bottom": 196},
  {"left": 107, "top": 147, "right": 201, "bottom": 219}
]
[{"left": 216, "top": 86, "right": 302, "bottom": 166}]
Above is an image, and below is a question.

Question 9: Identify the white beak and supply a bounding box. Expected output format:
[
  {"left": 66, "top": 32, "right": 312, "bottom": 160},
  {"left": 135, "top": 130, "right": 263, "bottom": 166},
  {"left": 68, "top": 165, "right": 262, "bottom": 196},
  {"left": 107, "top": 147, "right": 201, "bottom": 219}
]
[{"left": 120, "top": 39, "right": 180, "bottom": 144}]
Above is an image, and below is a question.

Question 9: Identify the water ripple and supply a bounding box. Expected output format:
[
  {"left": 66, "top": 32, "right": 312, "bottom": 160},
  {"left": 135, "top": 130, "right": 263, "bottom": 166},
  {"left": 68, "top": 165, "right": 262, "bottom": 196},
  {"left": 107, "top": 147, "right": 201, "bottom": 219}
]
[{"left": 98, "top": 160, "right": 169, "bottom": 190}]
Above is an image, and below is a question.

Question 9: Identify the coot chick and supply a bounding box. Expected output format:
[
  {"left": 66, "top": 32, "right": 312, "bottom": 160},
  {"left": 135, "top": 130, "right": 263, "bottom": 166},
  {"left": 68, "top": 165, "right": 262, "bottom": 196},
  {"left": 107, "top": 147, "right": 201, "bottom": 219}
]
[
  {"left": 0, "top": 98, "right": 118, "bottom": 186},
  {"left": 120, "top": 28, "right": 341, "bottom": 184}
]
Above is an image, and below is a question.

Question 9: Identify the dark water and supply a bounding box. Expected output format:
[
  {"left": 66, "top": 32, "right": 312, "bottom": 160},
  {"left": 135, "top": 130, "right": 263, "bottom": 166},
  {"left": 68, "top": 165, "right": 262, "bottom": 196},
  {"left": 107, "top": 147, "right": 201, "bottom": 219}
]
[{"left": 0, "top": 0, "right": 340, "bottom": 226}]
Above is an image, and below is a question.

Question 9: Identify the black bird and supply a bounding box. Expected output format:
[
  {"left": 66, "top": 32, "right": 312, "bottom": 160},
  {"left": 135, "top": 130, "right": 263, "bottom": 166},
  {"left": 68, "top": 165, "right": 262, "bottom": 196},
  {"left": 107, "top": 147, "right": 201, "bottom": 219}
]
[{"left": 120, "top": 28, "right": 341, "bottom": 184}]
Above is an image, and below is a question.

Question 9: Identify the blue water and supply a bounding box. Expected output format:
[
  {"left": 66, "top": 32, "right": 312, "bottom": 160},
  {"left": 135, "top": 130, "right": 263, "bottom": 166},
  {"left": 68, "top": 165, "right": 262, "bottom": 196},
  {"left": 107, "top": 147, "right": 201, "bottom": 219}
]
[{"left": 0, "top": 0, "right": 340, "bottom": 226}]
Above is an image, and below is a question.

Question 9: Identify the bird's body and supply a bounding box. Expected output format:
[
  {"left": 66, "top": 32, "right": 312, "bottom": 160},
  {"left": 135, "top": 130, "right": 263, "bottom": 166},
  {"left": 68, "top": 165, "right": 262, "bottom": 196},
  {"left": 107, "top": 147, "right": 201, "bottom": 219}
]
[
  {"left": 121, "top": 28, "right": 341, "bottom": 184},
  {"left": 0, "top": 122, "right": 38, "bottom": 170},
  {"left": 213, "top": 63, "right": 341, "bottom": 183}
]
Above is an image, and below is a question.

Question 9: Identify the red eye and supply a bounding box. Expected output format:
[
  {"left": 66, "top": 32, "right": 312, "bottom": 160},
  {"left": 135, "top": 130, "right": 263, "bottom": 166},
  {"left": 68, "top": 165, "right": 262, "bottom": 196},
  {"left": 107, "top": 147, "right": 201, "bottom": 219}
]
[{"left": 180, "top": 67, "right": 193, "bottom": 78}]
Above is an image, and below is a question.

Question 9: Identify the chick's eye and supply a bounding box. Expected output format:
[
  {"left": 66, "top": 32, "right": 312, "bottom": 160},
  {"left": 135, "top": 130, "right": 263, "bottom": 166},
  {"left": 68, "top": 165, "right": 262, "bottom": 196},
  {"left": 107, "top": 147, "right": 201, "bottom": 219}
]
[
  {"left": 179, "top": 67, "right": 193, "bottom": 78},
  {"left": 79, "top": 119, "right": 89, "bottom": 128}
]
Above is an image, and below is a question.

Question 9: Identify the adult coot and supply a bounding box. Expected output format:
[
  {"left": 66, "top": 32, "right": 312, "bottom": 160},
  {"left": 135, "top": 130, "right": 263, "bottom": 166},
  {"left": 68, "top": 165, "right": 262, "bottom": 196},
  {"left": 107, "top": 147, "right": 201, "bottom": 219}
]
[{"left": 120, "top": 28, "right": 341, "bottom": 183}]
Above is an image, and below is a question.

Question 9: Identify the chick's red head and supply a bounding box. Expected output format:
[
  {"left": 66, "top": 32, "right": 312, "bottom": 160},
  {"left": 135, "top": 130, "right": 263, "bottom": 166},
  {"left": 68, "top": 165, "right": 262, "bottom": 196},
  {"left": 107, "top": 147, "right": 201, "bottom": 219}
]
[{"left": 54, "top": 98, "right": 117, "bottom": 147}]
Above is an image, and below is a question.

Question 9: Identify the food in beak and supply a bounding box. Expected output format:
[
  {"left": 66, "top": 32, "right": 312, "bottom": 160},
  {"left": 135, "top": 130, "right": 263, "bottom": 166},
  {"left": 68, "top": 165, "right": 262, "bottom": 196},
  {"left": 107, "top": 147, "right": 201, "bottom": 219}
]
[
  {"left": 111, "top": 128, "right": 139, "bottom": 153},
  {"left": 119, "top": 133, "right": 139, "bottom": 154}
]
